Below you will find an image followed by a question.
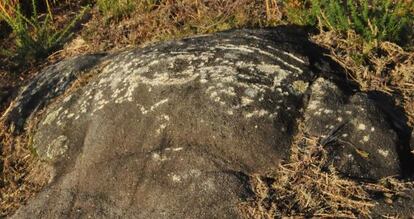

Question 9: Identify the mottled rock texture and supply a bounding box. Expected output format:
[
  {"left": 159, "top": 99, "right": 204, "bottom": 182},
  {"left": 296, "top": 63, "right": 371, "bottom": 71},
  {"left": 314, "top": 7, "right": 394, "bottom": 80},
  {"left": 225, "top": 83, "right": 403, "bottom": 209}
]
[
  {"left": 304, "top": 78, "right": 400, "bottom": 180},
  {"left": 4, "top": 27, "right": 413, "bottom": 218},
  {"left": 2, "top": 54, "right": 106, "bottom": 133}
]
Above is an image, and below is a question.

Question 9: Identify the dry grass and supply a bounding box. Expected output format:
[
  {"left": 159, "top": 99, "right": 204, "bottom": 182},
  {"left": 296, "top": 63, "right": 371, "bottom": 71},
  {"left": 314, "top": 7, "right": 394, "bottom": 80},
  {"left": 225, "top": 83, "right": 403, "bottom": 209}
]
[
  {"left": 311, "top": 30, "right": 414, "bottom": 124},
  {"left": 240, "top": 133, "right": 372, "bottom": 218},
  {"left": 76, "top": 0, "right": 282, "bottom": 53},
  {"left": 240, "top": 125, "right": 412, "bottom": 218},
  {"left": 0, "top": 121, "right": 51, "bottom": 217},
  {"left": 0, "top": 56, "right": 111, "bottom": 216}
]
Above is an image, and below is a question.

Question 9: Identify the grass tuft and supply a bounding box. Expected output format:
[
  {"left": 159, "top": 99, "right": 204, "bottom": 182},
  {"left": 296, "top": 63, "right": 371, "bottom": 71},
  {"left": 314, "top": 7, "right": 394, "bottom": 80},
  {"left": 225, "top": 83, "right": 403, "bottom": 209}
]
[
  {"left": 0, "top": 122, "right": 50, "bottom": 217},
  {"left": 96, "top": 0, "right": 137, "bottom": 21},
  {"left": 82, "top": 0, "right": 283, "bottom": 52},
  {"left": 0, "top": 0, "right": 88, "bottom": 66},
  {"left": 284, "top": 0, "right": 414, "bottom": 49}
]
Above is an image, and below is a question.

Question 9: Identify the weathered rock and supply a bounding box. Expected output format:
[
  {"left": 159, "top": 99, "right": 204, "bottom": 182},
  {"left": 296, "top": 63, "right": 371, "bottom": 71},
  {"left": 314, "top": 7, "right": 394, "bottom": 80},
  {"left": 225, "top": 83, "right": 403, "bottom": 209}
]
[
  {"left": 12, "top": 28, "right": 321, "bottom": 218},
  {"left": 304, "top": 78, "right": 400, "bottom": 180},
  {"left": 0, "top": 54, "right": 106, "bottom": 132},
  {"left": 8, "top": 27, "right": 411, "bottom": 218}
]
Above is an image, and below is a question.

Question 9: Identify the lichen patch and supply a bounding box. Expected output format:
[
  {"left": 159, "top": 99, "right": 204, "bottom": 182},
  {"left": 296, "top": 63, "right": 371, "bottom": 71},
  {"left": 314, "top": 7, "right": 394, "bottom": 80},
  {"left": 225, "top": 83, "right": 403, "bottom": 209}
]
[
  {"left": 42, "top": 107, "right": 62, "bottom": 126},
  {"left": 245, "top": 109, "right": 269, "bottom": 118},
  {"left": 358, "top": 124, "right": 367, "bottom": 131},
  {"left": 150, "top": 99, "right": 169, "bottom": 111},
  {"left": 291, "top": 80, "right": 309, "bottom": 94},
  {"left": 45, "top": 135, "right": 69, "bottom": 161},
  {"left": 378, "top": 149, "right": 389, "bottom": 158}
]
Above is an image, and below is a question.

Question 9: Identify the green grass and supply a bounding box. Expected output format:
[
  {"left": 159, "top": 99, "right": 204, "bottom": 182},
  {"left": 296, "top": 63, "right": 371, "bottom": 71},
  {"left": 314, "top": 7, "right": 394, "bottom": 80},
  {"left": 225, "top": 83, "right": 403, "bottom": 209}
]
[
  {"left": 96, "top": 0, "right": 139, "bottom": 20},
  {"left": 0, "top": 0, "right": 87, "bottom": 66},
  {"left": 284, "top": 0, "right": 414, "bottom": 50}
]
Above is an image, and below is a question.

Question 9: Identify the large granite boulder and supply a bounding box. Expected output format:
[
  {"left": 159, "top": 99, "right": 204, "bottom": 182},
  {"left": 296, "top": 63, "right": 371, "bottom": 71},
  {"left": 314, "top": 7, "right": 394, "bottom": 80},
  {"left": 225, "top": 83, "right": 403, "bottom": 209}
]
[{"left": 3, "top": 27, "right": 412, "bottom": 218}]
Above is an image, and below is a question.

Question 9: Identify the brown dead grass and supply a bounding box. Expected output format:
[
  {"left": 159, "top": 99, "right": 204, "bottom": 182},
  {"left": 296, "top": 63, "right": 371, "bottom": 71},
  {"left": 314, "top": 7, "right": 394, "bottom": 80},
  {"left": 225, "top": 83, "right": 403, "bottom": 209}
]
[
  {"left": 239, "top": 124, "right": 412, "bottom": 218},
  {"left": 71, "top": 0, "right": 282, "bottom": 54},
  {"left": 0, "top": 121, "right": 51, "bottom": 217},
  {"left": 0, "top": 55, "right": 111, "bottom": 217},
  {"left": 240, "top": 131, "right": 372, "bottom": 218},
  {"left": 311, "top": 30, "right": 414, "bottom": 124}
]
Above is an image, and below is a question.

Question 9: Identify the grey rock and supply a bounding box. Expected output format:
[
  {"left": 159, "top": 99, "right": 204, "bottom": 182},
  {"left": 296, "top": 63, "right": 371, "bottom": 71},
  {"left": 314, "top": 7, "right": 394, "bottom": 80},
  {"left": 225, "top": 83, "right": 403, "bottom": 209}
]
[
  {"left": 8, "top": 27, "right": 411, "bottom": 218},
  {"left": 304, "top": 78, "right": 400, "bottom": 180},
  {"left": 0, "top": 54, "right": 106, "bottom": 133},
  {"left": 12, "top": 28, "right": 318, "bottom": 218}
]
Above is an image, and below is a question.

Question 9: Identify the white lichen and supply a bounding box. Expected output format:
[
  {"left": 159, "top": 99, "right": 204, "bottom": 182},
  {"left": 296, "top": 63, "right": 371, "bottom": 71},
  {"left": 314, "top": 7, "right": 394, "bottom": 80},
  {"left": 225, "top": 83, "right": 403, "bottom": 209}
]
[
  {"left": 46, "top": 135, "right": 68, "bottom": 160},
  {"left": 378, "top": 149, "right": 389, "bottom": 158},
  {"left": 358, "top": 124, "right": 366, "bottom": 131}
]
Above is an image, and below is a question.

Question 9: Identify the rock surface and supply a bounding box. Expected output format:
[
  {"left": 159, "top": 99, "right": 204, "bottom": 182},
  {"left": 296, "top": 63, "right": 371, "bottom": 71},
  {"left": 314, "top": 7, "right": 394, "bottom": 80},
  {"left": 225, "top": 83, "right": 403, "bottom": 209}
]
[
  {"left": 1, "top": 54, "right": 106, "bottom": 133},
  {"left": 304, "top": 78, "right": 400, "bottom": 180},
  {"left": 5, "top": 27, "right": 413, "bottom": 218}
]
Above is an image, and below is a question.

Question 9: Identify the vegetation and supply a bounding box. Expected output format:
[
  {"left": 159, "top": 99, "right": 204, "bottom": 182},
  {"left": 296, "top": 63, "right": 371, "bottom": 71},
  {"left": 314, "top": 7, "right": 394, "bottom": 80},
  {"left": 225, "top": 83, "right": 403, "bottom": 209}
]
[
  {"left": 96, "top": 0, "right": 136, "bottom": 20},
  {"left": 2, "top": 0, "right": 412, "bottom": 69},
  {"left": 283, "top": 0, "right": 414, "bottom": 125},
  {"left": 285, "top": 0, "right": 414, "bottom": 49},
  {"left": 240, "top": 127, "right": 413, "bottom": 218},
  {"left": 82, "top": 0, "right": 282, "bottom": 52},
  {"left": 0, "top": 0, "right": 87, "bottom": 66}
]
